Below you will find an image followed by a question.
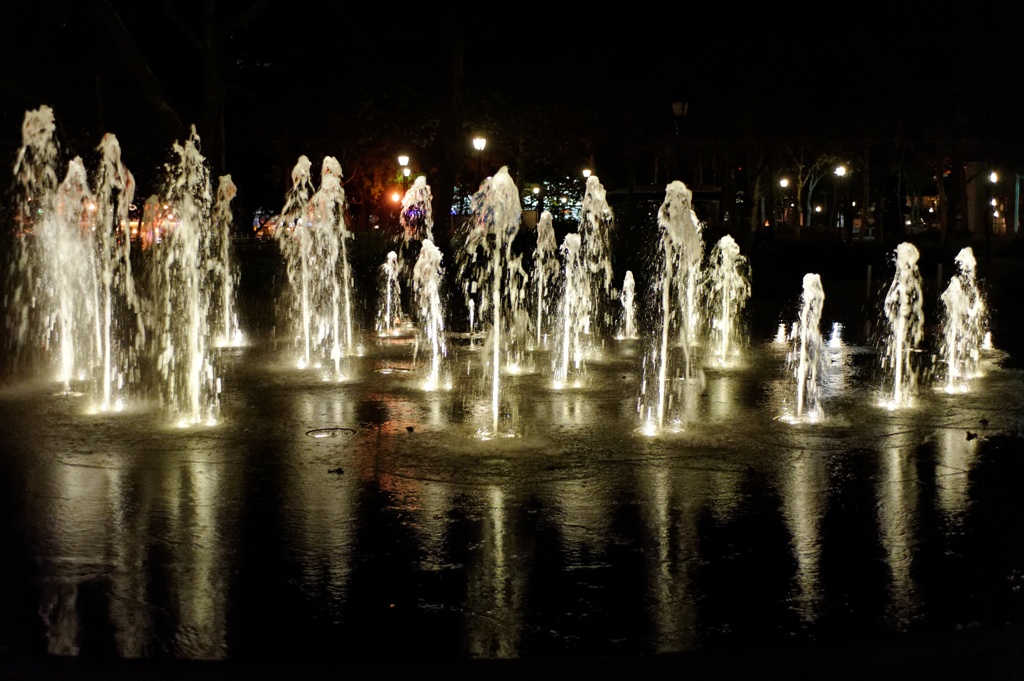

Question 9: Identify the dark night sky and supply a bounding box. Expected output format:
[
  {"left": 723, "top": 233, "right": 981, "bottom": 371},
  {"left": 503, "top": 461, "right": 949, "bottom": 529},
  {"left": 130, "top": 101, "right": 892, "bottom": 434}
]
[{"left": 2, "top": 1, "right": 1019, "bottom": 210}]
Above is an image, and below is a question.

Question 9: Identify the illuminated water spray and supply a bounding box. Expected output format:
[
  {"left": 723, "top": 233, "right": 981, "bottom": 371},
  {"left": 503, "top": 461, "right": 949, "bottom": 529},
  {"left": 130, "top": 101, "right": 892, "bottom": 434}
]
[
  {"left": 153, "top": 127, "right": 220, "bottom": 425},
  {"left": 276, "top": 156, "right": 355, "bottom": 378},
  {"left": 533, "top": 210, "right": 558, "bottom": 347},
  {"left": 459, "top": 167, "right": 526, "bottom": 435},
  {"left": 212, "top": 175, "right": 243, "bottom": 348},
  {"left": 790, "top": 273, "right": 825, "bottom": 421},
  {"left": 377, "top": 251, "right": 402, "bottom": 335},
  {"left": 92, "top": 133, "right": 140, "bottom": 410},
  {"left": 553, "top": 233, "right": 587, "bottom": 388},
  {"left": 939, "top": 247, "right": 986, "bottom": 393},
  {"left": 619, "top": 270, "right": 637, "bottom": 339},
  {"left": 638, "top": 181, "right": 703, "bottom": 432},
  {"left": 578, "top": 175, "right": 615, "bottom": 336},
  {"left": 412, "top": 239, "right": 447, "bottom": 390},
  {"left": 706, "top": 235, "right": 751, "bottom": 367},
  {"left": 880, "top": 242, "right": 924, "bottom": 409}
]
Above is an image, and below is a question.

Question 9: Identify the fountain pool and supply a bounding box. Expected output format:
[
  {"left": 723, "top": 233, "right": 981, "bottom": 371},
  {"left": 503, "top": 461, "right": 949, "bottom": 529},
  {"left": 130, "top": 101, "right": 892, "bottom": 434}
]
[{"left": 2, "top": 115, "right": 1023, "bottom": 674}]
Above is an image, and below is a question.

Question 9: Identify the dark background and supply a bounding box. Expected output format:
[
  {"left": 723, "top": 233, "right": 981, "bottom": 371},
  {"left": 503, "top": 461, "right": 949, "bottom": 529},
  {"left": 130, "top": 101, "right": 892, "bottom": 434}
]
[{"left": 3, "top": 1, "right": 1020, "bottom": 243}]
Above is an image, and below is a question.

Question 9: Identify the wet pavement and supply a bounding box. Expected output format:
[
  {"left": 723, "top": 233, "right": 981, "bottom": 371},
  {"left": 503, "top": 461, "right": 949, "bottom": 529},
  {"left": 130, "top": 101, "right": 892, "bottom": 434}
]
[{"left": 1, "top": 333, "right": 1023, "bottom": 676}]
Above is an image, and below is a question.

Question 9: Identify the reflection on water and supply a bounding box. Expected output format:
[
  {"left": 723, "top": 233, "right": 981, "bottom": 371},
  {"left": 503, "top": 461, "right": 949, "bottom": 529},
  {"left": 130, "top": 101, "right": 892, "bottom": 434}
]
[
  {"left": 779, "top": 452, "right": 827, "bottom": 624},
  {"left": 1, "top": 339, "right": 1022, "bottom": 660}
]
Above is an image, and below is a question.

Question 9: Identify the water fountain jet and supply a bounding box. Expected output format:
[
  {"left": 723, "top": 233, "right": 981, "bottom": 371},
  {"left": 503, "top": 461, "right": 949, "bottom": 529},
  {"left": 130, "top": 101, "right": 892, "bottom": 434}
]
[
  {"left": 706, "top": 235, "right": 751, "bottom": 367},
  {"left": 939, "top": 247, "right": 986, "bottom": 393},
  {"left": 880, "top": 242, "right": 924, "bottom": 409}
]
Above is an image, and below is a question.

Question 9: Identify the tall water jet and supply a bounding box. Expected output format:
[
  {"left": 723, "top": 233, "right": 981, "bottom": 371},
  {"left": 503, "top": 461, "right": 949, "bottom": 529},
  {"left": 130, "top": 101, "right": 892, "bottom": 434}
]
[
  {"left": 46, "top": 158, "right": 100, "bottom": 392},
  {"left": 412, "top": 240, "right": 447, "bottom": 390},
  {"left": 8, "top": 106, "right": 60, "bottom": 374},
  {"left": 276, "top": 156, "right": 355, "bottom": 377},
  {"left": 553, "top": 233, "right": 588, "bottom": 388},
  {"left": 152, "top": 127, "right": 219, "bottom": 425},
  {"left": 309, "top": 157, "right": 355, "bottom": 376},
  {"left": 619, "top": 270, "right": 637, "bottom": 339},
  {"left": 880, "top": 242, "right": 924, "bottom": 409},
  {"left": 578, "top": 175, "right": 615, "bottom": 335},
  {"left": 211, "top": 175, "right": 243, "bottom": 347},
  {"left": 376, "top": 251, "right": 402, "bottom": 335},
  {"left": 92, "top": 133, "right": 140, "bottom": 410},
  {"left": 639, "top": 181, "right": 703, "bottom": 432},
  {"left": 532, "top": 210, "right": 558, "bottom": 347},
  {"left": 939, "top": 247, "right": 986, "bottom": 393},
  {"left": 706, "top": 235, "right": 751, "bottom": 367},
  {"left": 789, "top": 273, "right": 825, "bottom": 421},
  {"left": 459, "top": 167, "right": 526, "bottom": 435},
  {"left": 275, "top": 156, "right": 314, "bottom": 366}
]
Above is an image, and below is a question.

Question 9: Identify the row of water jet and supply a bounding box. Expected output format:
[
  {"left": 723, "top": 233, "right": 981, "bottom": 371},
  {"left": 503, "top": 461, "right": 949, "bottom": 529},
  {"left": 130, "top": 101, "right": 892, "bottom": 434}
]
[
  {"left": 552, "top": 175, "right": 614, "bottom": 387},
  {"left": 458, "top": 167, "right": 528, "bottom": 435},
  {"left": 705, "top": 235, "right": 751, "bottom": 367},
  {"left": 532, "top": 211, "right": 558, "bottom": 347},
  {"left": 152, "top": 127, "right": 221, "bottom": 425},
  {"left": 275, "top": 156, "right": 355, "bottom": 379},
  {"left": 880, "top": 242, "right": 924, "bottom": 409},
  {"left": 939, "top": 247, "right": 986, "bottom": 393},
  {"left": 8, "top": 107, "right": 150, "bottom": 413}
]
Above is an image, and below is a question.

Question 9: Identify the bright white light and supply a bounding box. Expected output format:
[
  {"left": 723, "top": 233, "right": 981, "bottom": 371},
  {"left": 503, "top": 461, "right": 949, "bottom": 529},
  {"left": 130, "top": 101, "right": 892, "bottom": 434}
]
[
  {"left": 397, "top": 155, "right": 409, "bottom": 167},
  {"left": 779, "top": 178, "right": 789, "bottom": 188},
  {"left": 472, "top": 137, "right": 486, "bottom": 151},
  {"left": 990, "top": 171, "right": 998, "bottom": 183},
  {"left": 834, "top": 165, "right": 847, "bottom": 177}
]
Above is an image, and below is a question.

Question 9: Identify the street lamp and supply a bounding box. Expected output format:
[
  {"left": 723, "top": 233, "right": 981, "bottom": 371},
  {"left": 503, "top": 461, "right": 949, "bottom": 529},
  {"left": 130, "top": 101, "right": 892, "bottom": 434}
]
[
  {"left": 582, "top": 169, "right": 591, "bottom": 179},
  {"left": 779, "top": 178, "right": 790, "bottom": 226},
  {"left": 398, "top": 155, "right": 410, "bottom": 191},
  {"left": 472, "top": 137, "right": 487, "bottom": 181},
  {"left": 834, "top": 165, "right": 848, "bottom": 234}
]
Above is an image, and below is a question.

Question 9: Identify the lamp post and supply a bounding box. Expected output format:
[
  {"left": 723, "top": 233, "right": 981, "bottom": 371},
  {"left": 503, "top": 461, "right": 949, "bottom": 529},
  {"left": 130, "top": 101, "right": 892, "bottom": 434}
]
[
  {"left": 834, "top": 165, "right": 847, "bottom": 237},
  {"left": 398, "top": 155, "right": 410, "bottom": 192},
  {"left": 671, "top": 100, "right": 687, "bottom": 181},
  {"left": 472, "top": 137, "right": 486, "bottom": 181},
  {"left": 779, "top": 178, "right": 789, "bottom": 226}
]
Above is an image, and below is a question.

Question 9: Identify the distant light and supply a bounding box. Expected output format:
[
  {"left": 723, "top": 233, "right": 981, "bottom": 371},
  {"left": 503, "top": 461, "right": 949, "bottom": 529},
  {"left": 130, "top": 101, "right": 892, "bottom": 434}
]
[
  {"left": 391, "top": 192, "right": 401, "bottom": 202},
  {"left": 779, "top": 178, "right": 789, "bottom": 188},
  {"left": 851, "top": 201, "right": 856, "bottom": 207},
  {"left": 989, "top": 171, "right": 998, "bottom": 183},
  {"left": 834, "top": 165, "right": 847, "bottom": 177},
  {"left": 533, "top": 186, "right": 540, "bottom": 195},
  {"left": 815, "top": 205, "right": 822, "bottom": 213},
  {"left": 582, "top": 169, "right": 591, "bottom": 178},
  {"left": 473, "top": 137, "right": 486, "bottom": 151},
  {"left": 403, "top": 167, "right": 411, "bottom": 177},
  {"left": 397, "top": 155, "right": 409, "bottom": 167},
  {"left": 991, "top": 198, "right": 998, "bottom": 206}
]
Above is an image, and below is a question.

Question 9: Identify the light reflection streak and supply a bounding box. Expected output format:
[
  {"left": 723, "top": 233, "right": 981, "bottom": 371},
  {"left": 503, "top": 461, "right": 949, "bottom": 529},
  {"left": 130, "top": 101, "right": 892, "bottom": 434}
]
[
  {"left": 779, "top": 453, "right": 827, "bottom": 623},
  {"left": 465, "top": 486, "right": 522, "bottom": 657},
  {"left": 877, "top": 428, "right": 922, "bottom": 628}
]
